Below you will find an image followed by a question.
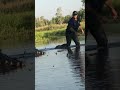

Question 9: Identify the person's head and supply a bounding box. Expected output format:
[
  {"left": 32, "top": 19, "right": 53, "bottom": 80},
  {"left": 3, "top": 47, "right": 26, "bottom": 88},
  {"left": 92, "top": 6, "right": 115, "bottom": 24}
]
[{"left": 72, "top": 11, "right": 78, "bottom": 19}]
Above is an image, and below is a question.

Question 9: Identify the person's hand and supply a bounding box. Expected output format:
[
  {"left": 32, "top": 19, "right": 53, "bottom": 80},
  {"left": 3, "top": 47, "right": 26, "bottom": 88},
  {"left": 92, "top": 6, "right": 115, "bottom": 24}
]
[
  {"left": 111, "top": 8, "right": 118, "bottom": 19},
  {"left": 82, "top": 30, "right": 84, "bottom": 34}
]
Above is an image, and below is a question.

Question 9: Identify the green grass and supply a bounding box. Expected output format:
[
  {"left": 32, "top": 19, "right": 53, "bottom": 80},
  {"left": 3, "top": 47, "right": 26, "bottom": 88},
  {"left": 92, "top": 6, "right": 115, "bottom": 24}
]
[
  {"left": 35, "top": 21, "right": 85, "bottom": 31},
  {"left": 0, "top": 11, "right": 34, "bottom": 42},
  {"left": 35, "top": 29, "right": 85, "bottom": 44},
  {"left": 35, "top": 24, "right": 67, "bottom": 31},
  {"left": 0, "top": 0, "right": 34, "bottom": 48},
  {"left": 0, "top": 0, "right": 34, "bottom": 13},
  {"left": 35, "top": 21, "right": 85, "bottom": 44},
  {"left": 35, "top": 28, "right": 66, "bottom": 43}
]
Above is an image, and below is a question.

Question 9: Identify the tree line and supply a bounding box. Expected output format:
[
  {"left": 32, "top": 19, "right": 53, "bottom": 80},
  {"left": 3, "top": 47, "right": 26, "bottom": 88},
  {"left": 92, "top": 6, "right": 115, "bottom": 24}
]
[{"left": 35, "top": 7, "right": 85, "bottom": 28}]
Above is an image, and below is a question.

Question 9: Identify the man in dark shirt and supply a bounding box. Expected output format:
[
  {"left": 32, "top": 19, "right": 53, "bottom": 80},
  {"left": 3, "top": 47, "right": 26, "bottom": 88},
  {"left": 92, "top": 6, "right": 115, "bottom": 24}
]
[
  {"left": 86, "top": 0, "right": 117, "bottom": 51},
  {"left": 66, "top": 11, "right": 84, "bottom": 48}
]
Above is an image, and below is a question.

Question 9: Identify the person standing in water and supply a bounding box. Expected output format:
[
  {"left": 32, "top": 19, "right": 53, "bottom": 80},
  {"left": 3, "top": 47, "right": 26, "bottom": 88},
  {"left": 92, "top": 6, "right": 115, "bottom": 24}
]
[
  {"left": 86, "top": 0, "right": 118, "bottom": 52},
  {"left": 66, "top": 11, "right": 84, "bottom": 49}
]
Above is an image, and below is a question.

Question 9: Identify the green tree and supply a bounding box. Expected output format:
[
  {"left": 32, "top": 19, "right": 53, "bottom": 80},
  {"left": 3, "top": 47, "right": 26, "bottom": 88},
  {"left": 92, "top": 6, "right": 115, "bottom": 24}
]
[
  {"left": 55, "top": 7, "right": 63, "bottom": 24},
  {"left": 51, "top": 17, "right": 57, "bottom": 24},
  {"left": 81, "top": 0, "right": 85, "bottom": 6},
  {"left": 78, "top": 9, "right": 85, "bottom": 21},
  {"left": 63, "top": 15, "right": 71, "bottom": 23}
]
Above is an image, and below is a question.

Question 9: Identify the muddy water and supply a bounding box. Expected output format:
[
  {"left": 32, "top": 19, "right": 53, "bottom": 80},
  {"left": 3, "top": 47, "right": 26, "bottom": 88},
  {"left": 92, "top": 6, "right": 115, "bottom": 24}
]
[
  {"left": 35, "top": 40, "right": 85, "bottom": 90},
  {"left": 0, "top": 57, "right": 34, "bottom": 90},
  {"left": 86, "top": 33, "right": 120, "bottom": 90},
  {"left": 0, "top": 42, "right": 35, "bottom": 90}
]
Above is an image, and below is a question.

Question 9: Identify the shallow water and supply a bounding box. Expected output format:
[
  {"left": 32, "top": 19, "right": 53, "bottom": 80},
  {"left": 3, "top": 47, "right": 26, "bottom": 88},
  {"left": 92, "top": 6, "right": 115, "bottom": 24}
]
[
  {"left": 86, "top": 34, "right": 120, "bottom": 90},
  {"left": 0, "top": 42, "right": 35, "bottom": 90},
  {"left": 35, "top": 40, "right": 85, "bottom": 90},
  {"left": 0, "top": 57, "right": 34, "bottom": 90}
]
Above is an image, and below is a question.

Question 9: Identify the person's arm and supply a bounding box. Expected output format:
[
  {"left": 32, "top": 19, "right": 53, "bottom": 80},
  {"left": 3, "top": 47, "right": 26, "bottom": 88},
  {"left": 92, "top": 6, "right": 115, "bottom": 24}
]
[
  {"left": 105, "top": 0, "right": 118, "bottom": 19},
  {"left": 79, "top": 26, "right": 84, "bottom": 34}
]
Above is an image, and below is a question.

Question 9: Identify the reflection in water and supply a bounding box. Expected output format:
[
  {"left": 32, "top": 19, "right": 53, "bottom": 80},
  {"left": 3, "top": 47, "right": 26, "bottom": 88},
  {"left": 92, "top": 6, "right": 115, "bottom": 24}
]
[
  {"left": 35, "top": 49, "right": 45, "bottom": 57},
  {"left": 0, "top": 42, "right": 34, "bottom": 90},
  {"left": 0, "top": 55, "right": 34, "bottom": 90},
  {"left": 35, "top": 45, "right": 85, "bottom": 90},
  {"left": 67, "top": 47, "right": 85, "bottom": 85},
  {"left": 0, "top": 61, "right": 23, "bottom": 75},
  {"left": 86, "top": 49, "right": 113, "bottom": 90},
  {"left": 0, "top": 50, "right": 24, "bottom": 75}
]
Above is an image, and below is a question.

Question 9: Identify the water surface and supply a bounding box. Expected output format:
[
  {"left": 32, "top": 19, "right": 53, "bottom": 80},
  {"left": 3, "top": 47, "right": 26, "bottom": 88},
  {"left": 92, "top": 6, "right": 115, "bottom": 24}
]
[{"left": 35, "top": 40, "right": 85, "bottom": 90}]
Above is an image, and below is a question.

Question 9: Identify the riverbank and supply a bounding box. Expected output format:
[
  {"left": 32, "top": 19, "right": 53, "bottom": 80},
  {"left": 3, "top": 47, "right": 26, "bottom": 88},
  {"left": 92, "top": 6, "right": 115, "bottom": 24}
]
[
  {"left": 35, "top": 31, "right": 85, "bottom": 47},
  {"left": 35, "top": 21, "right": 85, "bottom": 45},
  {"left": 0, "top": 11, "right": 34, "bottom": 41}
]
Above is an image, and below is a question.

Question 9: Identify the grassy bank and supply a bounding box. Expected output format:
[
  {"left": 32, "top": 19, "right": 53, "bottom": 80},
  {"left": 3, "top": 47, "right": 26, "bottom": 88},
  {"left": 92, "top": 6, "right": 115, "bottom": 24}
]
[
  {"left": 35, "top": 28, "right": 66, "bottom": 43},
  {"left": 35, "top": 21, "right": 85, "bottom": 31},
  {"left": 35, "top": 24, "right": 67, "bottom": 31},
  {"left": 0, "top": 11, "right": 34, "bottom": 42},
  {"left": 0, "top": 0, "right": 34, "bottom": 45},
  {"left": 35, "top": 21, "right": 85, "bottom": 44}
]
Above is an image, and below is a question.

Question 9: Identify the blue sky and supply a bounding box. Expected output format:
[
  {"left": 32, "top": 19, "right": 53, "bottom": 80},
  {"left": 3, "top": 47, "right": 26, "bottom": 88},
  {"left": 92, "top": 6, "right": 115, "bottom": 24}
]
[{"left": 35, "top": 0, "right": 83, "bottom": 20}]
